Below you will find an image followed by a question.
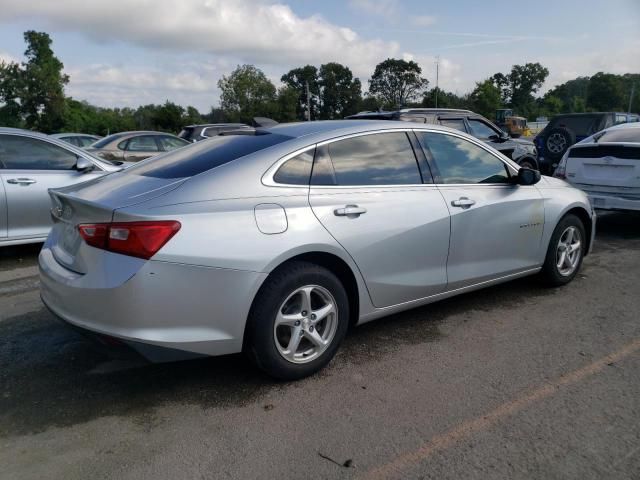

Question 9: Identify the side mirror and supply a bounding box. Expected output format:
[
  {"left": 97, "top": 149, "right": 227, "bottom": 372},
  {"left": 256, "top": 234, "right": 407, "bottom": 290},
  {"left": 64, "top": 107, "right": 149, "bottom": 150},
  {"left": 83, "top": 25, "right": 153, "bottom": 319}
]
[
  {"left": 515, "top": 167, "right": 541, "bottom": 186},
  {"left": 76, "top": 157, "right": 94, "bottom": 172}
]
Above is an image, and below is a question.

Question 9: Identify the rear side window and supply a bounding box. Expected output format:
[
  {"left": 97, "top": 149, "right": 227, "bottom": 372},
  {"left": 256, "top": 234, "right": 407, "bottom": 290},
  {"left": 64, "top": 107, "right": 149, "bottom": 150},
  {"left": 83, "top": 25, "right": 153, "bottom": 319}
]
[
  {"left": 273, "top": 149, "right": 314, "bottom": 185},
  {"left": 127, "top": 136, "right": 159, "bottom": 152},
  {"left": 128, "top": 132, "right": 293, "bottom": 179},
  {"left": 0, "top": 135, "right": 78, "bottom": 170},
  {"left": 320, "top": 132, "right": 422, "bottom": 186},
  {"left": 418, "top": 132, "right": 510, "bottom": 184}
]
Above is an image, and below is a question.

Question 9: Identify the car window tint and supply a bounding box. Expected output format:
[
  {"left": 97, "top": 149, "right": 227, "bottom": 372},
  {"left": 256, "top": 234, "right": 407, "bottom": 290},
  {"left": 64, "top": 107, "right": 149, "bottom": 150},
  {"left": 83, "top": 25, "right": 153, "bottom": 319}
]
[
  {"left": 127, "top": 136, "right": 159, "bottom": 152},
  {"left": 0, "top": 135, "right": 78, "bottom": 170},
  {"left": 159, "top": 136, "right": 188, "bottom": 151},
  {"left": 439, "top": 118, "right": 467, "bottom": 132},
  {"left": 273, "top": 149, "right": 314, "bottom": 185},
  {"left": 310, "top": 145, "right": 337, "bottom": 185},
  {"left": 418, "top": 132, "right": 510, "bottom": 184},
  {"left": 468, "top": 120, "right": 498, "bottom": 138},
  {"left": 92, "top": 133, "right": 128, "bottom": 148},
  {"left": 325, "top": 132, "right": 421, "bottom": 186},
  {"left": 127, "top": 132, "right": 293, "bottom": 179}
]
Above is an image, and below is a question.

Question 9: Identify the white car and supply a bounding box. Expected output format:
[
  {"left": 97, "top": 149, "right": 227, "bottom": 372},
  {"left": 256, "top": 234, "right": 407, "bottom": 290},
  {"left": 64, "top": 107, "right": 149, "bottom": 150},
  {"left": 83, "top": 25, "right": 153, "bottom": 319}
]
[{"left": 554, "top": 122, "right": 640, "bottom": 211}]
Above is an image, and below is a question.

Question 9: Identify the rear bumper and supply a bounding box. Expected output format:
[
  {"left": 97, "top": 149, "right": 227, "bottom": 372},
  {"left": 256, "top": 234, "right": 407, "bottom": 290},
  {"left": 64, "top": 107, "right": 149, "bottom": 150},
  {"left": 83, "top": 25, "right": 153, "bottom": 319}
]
[
  {"left": 585, "top": 192, "right": 640, "bottom": 212},
  {"left": 39, "top": 244, "right": 267, "bottom": 361}
]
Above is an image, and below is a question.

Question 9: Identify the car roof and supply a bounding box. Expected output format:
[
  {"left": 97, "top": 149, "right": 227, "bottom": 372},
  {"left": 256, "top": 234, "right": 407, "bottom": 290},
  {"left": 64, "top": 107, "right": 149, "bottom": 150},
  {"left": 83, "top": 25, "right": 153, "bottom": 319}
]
[
  {"left": 263, "top": 119, "right": 457, "bottom": 139},
  {"left": 0, "top": 127, "right": 51, "bottom": 138},
  {"left": 50, "top": 133, "right": 100, "bottom": 138}
]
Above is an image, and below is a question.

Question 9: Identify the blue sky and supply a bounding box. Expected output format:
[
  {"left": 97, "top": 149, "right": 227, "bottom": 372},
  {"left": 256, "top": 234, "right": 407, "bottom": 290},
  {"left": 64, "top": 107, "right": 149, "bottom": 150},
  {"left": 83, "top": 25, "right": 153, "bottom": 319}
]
[{"left": 0, "top": 0, "right": 638, "bottom": 111}]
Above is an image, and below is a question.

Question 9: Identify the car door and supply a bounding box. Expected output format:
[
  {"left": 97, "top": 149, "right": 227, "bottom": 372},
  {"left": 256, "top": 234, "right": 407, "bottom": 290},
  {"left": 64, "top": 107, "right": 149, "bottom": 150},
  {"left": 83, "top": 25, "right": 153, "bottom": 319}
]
[
  {"left": 467, "top": 118, "right": 516, "bottom": 159},
  {"left": 0, "top": 134, "right": 104, "bottom": 240},
  {"left": 415, "top": 129, "right": 545, "bottom": 290},
  {"left": 123, "top": 135, "right": 159, "bottom": 162},
  {"left": 308, "top": 130, "right": 451, "bottom": 308}
]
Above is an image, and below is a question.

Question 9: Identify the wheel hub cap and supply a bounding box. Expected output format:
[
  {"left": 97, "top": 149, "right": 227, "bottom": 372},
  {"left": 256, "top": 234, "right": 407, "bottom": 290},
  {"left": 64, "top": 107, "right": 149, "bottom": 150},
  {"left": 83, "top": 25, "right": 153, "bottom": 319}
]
[
  {"left": 556, "top": 226, "right": 582, "bottom": 276},
  {"left": 273, "top": 285, "right": 338, "bottom": 364}
]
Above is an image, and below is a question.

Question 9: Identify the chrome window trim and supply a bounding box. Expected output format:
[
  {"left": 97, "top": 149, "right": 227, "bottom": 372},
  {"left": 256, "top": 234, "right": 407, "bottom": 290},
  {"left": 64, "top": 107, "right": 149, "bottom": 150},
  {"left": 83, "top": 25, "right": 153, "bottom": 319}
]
[{"left": 262, "top": 127, "right": 520, "bottom": 189}]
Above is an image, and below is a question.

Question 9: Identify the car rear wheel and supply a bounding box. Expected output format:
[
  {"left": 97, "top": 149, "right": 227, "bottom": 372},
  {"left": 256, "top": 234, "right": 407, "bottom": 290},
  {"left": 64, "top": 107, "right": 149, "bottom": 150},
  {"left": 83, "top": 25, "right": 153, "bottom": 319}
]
[
  {"left": 246, "top": 261, "right": 349, "bottom": 380},
  {"left": 540, "top": 214, "right": 585, "bottom": 286}
]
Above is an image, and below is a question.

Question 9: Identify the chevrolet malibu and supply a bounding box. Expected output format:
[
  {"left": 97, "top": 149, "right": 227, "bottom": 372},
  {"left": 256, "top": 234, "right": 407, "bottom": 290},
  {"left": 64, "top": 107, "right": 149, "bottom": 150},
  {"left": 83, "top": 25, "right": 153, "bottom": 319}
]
[{"left": 39, "top": 121, "right": 595, "bottom": 379}]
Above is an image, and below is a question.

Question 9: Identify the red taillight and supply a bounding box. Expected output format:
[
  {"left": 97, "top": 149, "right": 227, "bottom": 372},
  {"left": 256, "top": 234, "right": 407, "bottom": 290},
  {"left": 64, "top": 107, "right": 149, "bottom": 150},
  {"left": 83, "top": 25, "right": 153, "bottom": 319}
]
[{"left": 78, "top": 221, "right": 181, "bottom": 259}]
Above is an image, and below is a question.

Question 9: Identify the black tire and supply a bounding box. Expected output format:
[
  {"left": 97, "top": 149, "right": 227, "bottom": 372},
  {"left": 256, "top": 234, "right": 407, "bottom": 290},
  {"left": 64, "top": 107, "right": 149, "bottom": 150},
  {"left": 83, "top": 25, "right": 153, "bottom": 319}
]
[
  {"left": 518, "top": 158, "right": 537, "bottom": 170},
  {"left": 544, "top": 127, "right": 576, "bottom": 161},
  {"left": 540, "top": 214, "right": 586, "bottom": 287},
  {"left": 245, "top": 261, "right": 349, "bottom": 380}
]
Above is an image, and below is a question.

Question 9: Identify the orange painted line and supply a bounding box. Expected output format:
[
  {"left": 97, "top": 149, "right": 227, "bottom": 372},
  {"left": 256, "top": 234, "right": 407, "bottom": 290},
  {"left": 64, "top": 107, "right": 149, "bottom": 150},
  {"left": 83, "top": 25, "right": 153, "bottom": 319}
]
[{"left": 362, "top": 338, "right": 640, "bottom": 480}]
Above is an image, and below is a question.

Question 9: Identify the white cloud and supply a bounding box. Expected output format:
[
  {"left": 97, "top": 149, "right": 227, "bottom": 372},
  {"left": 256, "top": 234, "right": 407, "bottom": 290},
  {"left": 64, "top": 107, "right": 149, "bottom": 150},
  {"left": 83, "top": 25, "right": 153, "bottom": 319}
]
[
  {"left": 0, "top": 51, "right": 18, "bottom": 64},
  {"left": 0, "top": 0, "right": 400, "bottom": 78}
]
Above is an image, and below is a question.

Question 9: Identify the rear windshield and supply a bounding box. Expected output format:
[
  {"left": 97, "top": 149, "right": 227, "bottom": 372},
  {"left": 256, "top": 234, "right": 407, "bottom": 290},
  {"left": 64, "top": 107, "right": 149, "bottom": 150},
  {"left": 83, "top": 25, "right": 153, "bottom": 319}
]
[
  {"left": 126, "top": 132, "right": 293, "bottom": 179},
  {"left": 594, "top": 128, "right": 640, "bottom": 144},
  {"left": 91, "top": 132, "right": 130, "bottom": 148}
]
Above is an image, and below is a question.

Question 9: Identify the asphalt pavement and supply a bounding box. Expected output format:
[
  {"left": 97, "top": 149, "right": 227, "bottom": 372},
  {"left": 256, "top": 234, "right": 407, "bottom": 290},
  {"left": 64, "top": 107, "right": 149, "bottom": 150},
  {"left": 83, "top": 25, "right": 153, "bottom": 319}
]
[{"left": 1, "top": 211, "right": 639, "bottom": 479}]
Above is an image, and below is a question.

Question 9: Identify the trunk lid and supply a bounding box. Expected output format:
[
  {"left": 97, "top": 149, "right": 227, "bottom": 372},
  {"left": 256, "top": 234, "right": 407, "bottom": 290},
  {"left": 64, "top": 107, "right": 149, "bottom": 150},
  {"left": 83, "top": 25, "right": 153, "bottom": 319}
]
[
  {"left": 566, "top": 144, "right": 640, "bottom": 191},
  {"left": 48, "top": 172, "right": 186, "bottom": 273}
]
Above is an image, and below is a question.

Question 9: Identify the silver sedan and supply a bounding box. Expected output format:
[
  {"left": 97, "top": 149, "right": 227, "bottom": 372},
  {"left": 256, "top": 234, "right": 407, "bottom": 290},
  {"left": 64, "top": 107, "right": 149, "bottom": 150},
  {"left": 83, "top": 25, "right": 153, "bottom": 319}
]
[
  {"left": 0, "top": 128, "right": 121, "bottom": 246},
  {"left": 39, "top": 121, "right": 595, "bottom": 379}
]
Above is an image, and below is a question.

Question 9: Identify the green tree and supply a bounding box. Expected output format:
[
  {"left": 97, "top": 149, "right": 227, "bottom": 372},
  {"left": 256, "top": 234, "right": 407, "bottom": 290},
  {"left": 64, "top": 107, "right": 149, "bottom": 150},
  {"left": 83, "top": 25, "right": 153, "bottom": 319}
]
[
  {"left": 281, "top": 65, "right": 320, "bottom": 120},
  {"left": 318, "top": 62, "right": 362, "bottom": 119},
  {"left": 20, "top": 31, "right": 69, "bottom": 132},
  {"left": 218, "top": 65, "right": 277, "bottom": 123},
  {"left": 422, "top": 87, "right": 470, "bottom": 110},
  {"left": 0, "top": 61, "right": 23, "bottom": 127},
  {"left": 368, "top": 58, "right": 429, "bottom": 108},
  {"left": 274, "top": 86, "right": 299, "bottom": 122},
  {"left": 587, "top": 72, "right": 625, "bottom": 111},
  {"left": 490, "top": 63, "right": 549, "bottom": 118},
  {"left": 468, "top": 79, "right": 501, "bottom": 118}
]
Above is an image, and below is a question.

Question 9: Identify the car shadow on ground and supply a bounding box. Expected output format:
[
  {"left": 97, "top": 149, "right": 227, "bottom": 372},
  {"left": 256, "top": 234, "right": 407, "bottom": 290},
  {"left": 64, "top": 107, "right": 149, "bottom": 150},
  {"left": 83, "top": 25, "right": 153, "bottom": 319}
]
[{"left": 1, "top": 211, "right": 638, "bottom": 437}]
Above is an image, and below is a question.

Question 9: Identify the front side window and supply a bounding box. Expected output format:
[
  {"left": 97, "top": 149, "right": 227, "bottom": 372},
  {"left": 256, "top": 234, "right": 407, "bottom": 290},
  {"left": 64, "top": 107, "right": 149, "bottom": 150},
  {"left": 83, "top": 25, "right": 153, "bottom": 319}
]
[
  {"left": 418, "top": 132, "right": 510, "bottom": 184},
  {"left": 0, "top": 135, "right": 78, "bottom": 170},
  {"left": 127, "top": 136, "right": 159, "bottom": 152},
  {"left": 273, "top": 149, "right": 314, "bottom": 185},
  {"left": 468, "top": 119, "right": 499, "bottom": 139},
  {"left": 323, "top": 132, "right": 422, "bottom": 186},
  {"left": 439, "top": 118, "right": 467, "bottom": 133}
]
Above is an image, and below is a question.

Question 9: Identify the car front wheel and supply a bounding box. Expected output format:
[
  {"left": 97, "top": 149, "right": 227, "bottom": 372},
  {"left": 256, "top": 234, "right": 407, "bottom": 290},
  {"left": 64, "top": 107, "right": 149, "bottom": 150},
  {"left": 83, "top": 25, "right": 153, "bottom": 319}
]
[
  {"left": 246, "top": 261, "right": 349, "bottom": 380},
  {"left": 541, "top": 214, "right": 585, "bottom": 286}
]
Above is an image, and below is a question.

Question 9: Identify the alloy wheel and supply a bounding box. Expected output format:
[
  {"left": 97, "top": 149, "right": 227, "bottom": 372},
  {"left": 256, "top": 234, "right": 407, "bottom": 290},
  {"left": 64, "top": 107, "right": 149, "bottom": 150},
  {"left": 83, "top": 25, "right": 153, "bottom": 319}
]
[
  {"left": 547, "top": 133, "right": 567, "bottom": 154},
  {"left": 556, "top": 226, "right": 582, "bottom": 276},
  {"left": 273, "top": 285, "right": 338, "bottom": 364}
]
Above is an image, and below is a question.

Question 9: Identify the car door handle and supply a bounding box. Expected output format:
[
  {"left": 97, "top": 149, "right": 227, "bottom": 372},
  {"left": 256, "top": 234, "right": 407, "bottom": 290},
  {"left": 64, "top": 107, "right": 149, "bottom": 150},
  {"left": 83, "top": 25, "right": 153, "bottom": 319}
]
[
  {"left": 334, "top": 205, "right": 367, "bottom": 217},
  {"left": 7, "top": 178, "right": 37, "bottom": 185},
  {"left": 451, "top": 197, "right": 476, "bottom": 209}
]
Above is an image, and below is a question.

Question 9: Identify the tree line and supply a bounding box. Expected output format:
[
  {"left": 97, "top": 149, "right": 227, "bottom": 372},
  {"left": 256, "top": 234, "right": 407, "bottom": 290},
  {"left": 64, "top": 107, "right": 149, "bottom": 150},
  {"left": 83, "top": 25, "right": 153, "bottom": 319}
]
[{"left": 0, "top": 31, "right": 638, "bottom": 136}]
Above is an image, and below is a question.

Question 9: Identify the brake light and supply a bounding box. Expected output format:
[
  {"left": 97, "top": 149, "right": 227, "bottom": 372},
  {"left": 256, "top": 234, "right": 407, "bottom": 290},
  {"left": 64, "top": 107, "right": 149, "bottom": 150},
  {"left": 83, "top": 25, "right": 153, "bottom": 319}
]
[{"left": 78, "top": 221, "right": 181, "bottom": 259}]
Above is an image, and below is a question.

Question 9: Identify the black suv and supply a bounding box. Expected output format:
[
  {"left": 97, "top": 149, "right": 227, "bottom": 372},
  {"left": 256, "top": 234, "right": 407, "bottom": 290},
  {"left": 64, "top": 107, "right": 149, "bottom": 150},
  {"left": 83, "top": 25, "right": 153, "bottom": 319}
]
[
  {"left": 178, "top": 123, "right": 251, "bottom": 143},
  {"left": 534, "top": 112, "right": 640, "bottom": 171},
  {"left": 346, "top": 108, "right": 539, "bottom": 170}
]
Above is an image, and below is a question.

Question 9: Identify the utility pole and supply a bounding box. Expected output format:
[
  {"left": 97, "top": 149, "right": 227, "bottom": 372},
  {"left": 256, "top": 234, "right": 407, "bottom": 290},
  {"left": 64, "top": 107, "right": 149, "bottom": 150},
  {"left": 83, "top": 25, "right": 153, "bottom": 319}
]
[
  {"left": 629, "top": 83, "right": 636, "bottom": 113},
  {"left": 435, "top": 55, "right": 440, "bottom": 108},
  {"left": 305, "top": 81, "right": 311, "bottom": 121}
]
